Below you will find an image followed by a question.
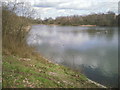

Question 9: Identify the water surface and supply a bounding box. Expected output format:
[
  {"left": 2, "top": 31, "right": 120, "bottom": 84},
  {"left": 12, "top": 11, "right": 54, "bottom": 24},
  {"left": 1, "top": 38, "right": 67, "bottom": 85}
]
[{"left": 27, "top": 25, "right": 118, "bottom": 87}]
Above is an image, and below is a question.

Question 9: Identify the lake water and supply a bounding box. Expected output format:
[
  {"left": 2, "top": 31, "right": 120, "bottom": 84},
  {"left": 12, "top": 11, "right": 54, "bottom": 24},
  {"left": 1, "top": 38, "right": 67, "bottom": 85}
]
[{"left": 27, "top": 25, "right": 118, "bottom": 87}]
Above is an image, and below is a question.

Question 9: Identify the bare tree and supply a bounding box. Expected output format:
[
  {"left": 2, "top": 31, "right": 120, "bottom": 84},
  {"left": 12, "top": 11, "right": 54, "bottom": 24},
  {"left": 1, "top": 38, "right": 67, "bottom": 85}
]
[{"left": 2, "top": 1, "right": 38, "bottom": 42}]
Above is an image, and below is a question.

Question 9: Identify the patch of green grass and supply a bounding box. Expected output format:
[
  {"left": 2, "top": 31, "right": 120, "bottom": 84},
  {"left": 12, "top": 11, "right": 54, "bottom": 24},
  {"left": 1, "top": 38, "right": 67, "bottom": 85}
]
[{"left": 3, "top": 53, "right": 101, "bottom": 88}]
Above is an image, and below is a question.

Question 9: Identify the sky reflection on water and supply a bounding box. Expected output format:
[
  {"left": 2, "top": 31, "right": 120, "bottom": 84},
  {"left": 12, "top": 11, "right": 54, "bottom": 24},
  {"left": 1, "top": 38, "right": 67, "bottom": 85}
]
[{"left": 27, "top": 25, "right": 118, "bottom": 87}]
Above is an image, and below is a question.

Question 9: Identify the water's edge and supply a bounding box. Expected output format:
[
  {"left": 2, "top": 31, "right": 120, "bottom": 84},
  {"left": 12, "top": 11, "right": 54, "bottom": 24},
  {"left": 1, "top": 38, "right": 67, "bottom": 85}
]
[
  {"left": 27, "top": 24, "right": 108, "bottom": 88},
  {"left": 41, "top": 55, "right": 107, "bottom": 88}
]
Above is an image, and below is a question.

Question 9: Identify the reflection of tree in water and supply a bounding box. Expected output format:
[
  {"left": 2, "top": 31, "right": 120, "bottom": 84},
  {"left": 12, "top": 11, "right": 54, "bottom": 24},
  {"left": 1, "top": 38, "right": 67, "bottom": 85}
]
[
  {"left": 68, "top": 27, "right": 117, "bottom": 41},
  {"left": 60, "top": 54, "right": 118, "bottom": 87},
  {"left": 83, "top": 29, "right": 115, "bottom": 41},
  {"left": 72, "top": 30, "right": 82, "bottom": 35},
  {"left": 79, "top": 64, "right": 118, "bottom": 88},
  {"left": 59, "top": 47, "right": 118, "bottom": 88}
]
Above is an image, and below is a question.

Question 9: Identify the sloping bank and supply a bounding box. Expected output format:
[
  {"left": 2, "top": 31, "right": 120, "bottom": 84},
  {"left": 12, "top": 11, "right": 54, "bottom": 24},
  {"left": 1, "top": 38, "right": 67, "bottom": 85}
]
[{"left": 3, "top": 25, "right": 106, "bottom": 88}]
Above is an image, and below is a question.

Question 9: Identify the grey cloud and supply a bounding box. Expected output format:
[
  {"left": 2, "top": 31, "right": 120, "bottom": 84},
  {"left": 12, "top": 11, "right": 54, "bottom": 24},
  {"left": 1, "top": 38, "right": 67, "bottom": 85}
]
[
  {"left": 33, "top": 1, "right": 80, "bottom": 10},
  {"left": 33, "top": 1, "right": 63, "bottom": 8}
]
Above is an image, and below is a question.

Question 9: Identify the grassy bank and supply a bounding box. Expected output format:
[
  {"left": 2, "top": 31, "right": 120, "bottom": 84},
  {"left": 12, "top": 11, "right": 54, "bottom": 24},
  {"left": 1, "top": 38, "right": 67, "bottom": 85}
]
[
  {"left": 3, "top": 49, "right": 103, "bottom": 88},
  {"left": 2, "top": 27, "right": 105, "bottom": 88}
]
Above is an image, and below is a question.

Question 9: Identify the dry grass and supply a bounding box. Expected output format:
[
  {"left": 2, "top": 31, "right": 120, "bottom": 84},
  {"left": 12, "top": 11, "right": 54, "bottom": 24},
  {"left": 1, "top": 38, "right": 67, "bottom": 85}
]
[{"left": 3, "top": 35, "right": 33, "bottom": 58}]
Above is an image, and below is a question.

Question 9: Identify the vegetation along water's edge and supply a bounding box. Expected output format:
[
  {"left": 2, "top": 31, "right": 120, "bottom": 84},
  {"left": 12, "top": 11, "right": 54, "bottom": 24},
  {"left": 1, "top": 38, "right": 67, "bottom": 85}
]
[{"left": 3, "top": 24, "right": 106, "bottom": 88}]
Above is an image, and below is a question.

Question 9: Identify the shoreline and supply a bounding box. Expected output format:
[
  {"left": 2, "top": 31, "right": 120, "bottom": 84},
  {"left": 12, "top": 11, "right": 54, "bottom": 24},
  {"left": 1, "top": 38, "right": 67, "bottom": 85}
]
[
  {"left": 41, "top": 55, "right": 107, "bottom": 88},
  {"left": 79, "top": 25, "right": 96, "bottom": 27},
  {"left": 3, "top": 24, "right": 107, "bottom": 88},
  {"left": 24, "top": 24, "right": 107, "bottom": 88},
  {"left": 31, "top": 24, "right": 97, "bottom": 27}
]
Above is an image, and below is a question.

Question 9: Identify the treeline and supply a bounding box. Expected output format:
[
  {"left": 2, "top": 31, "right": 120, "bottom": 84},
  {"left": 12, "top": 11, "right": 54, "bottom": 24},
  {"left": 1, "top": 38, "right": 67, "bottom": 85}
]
[{"left": 42, "top": 12, "right": 119, "bottom": 26}]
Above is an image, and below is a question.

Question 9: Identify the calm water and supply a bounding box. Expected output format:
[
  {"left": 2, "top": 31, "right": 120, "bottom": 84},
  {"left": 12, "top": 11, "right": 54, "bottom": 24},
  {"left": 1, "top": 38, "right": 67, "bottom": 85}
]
[{"left": 27, "top": 25, "right": 118, "bottom": 87}]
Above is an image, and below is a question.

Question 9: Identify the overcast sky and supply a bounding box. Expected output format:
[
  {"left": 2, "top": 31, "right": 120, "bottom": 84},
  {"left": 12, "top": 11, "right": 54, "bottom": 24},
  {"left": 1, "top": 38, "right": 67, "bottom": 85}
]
[{"left": 7, "top": 0, "right": 119, "bottom": 19}]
